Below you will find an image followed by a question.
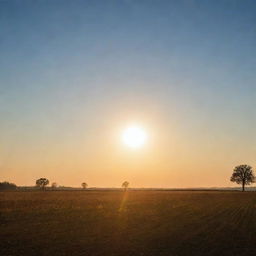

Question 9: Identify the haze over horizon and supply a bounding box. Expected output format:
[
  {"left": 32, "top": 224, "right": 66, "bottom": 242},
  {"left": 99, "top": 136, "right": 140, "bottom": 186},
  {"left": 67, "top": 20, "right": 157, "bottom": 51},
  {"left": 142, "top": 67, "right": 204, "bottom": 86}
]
[{"left": 1, "top": 0, "right": 256, "bottom": 188}]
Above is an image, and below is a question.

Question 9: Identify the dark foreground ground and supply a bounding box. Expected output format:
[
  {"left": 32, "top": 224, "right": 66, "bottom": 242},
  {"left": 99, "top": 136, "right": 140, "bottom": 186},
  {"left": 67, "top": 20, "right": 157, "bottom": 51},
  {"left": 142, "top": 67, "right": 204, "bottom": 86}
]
[{"left": 1, "top": 191, "right": 256, "bottom": 256}]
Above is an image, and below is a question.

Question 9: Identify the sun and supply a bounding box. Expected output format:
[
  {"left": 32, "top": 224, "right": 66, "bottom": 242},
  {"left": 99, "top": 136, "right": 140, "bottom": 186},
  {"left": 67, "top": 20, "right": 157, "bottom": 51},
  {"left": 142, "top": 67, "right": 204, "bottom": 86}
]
[{"left": 122, "top": 125, "right": 147, "bottom": 148}]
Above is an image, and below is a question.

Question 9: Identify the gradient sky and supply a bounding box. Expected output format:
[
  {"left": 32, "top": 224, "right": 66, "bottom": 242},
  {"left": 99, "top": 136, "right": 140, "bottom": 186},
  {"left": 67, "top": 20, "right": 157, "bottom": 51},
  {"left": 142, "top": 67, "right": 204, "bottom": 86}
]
[{"left": 1, "top": 0, "right": 256, "bottom": 187}]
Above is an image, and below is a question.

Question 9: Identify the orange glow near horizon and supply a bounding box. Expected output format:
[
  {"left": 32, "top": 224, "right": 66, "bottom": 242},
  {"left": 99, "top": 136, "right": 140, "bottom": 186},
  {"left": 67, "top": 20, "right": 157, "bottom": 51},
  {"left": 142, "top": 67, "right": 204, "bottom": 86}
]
[{"left": 1, "top": 109, "right": 255, "bottom": 189}]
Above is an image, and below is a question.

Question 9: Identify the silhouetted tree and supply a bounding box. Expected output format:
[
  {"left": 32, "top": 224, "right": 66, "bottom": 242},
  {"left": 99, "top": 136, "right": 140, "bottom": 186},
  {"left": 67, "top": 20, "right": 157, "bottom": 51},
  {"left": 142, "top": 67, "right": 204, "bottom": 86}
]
[
  {"left": 36, "top": 178, "right": 49, "bottom": 190},
  {"left": 51, "top": 182, "right": 57, "bottom": 190},
  {"left": 0, "top": 181, "right": 17, "bottom": 191},
  {"left": 81, "top": 182, "right": 88, "bottom": 189},
  {"left": 122, "top": 181, "right": 129, "bottom": 190},
  {"left": 230, "top": 165, "right": 255, "bottom": 191}
]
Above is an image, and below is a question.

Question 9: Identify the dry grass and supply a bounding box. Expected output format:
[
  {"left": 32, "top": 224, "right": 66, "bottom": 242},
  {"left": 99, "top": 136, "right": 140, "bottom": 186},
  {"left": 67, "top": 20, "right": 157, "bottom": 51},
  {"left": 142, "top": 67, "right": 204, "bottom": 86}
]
[{"left": 1, "top": 191, "right": 256, "bottom": 256}]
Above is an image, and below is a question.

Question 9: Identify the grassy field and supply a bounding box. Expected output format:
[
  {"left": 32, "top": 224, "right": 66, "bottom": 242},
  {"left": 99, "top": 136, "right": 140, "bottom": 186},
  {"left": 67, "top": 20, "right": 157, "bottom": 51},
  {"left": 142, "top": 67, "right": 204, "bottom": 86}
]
[{"left": 1, "top": 190, "right": 256, "bottom": 256}]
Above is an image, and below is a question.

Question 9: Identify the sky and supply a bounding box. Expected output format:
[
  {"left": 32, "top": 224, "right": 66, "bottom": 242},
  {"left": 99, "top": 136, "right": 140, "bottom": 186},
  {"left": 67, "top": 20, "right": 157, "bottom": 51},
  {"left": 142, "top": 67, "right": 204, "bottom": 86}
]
[{"left": 0, "top": 0, "right": 256, "bottom": 188}]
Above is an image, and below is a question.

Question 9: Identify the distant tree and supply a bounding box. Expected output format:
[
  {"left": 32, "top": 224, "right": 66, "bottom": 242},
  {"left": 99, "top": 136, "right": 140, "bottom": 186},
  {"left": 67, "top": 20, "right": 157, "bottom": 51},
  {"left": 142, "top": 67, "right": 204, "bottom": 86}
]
[
  {"left": 0, "top": 181, "right": 17, "bottom": 191},
  {"left": 230, "top": 165, "right": 255, "bottom": 191},
  {"left": 36, "top": 178, "right": 49, "bottom": 190},
  {"left": 122, "top": 181, "right": 129, "bottom": 190},
  {"left": 81, "top": 182, "right": 88, "bottom": 189},
  {"left": 51, "top": 182, "right": 57, "bottom": 190}
]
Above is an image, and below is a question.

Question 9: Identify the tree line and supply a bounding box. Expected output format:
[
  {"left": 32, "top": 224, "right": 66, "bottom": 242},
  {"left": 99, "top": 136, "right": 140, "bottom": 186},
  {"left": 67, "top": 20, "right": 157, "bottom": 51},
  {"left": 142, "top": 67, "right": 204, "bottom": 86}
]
[
  {"left": 34, "top": 164, "right": 256, "bottom": 192},
  {"left": 35, "top": 178, "right": 130, "bottom": 190},
  {"left": 0, "top": 164, "right": 255, "bottom": 191}
]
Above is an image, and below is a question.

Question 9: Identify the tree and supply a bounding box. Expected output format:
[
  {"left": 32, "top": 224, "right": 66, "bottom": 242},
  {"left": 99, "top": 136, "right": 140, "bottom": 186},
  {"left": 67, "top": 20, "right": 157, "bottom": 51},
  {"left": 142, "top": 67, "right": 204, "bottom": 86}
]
[
  {"left": 51, "top": 182, "right": 57, "bottom": 190},
  {"left": 122, "top": 181, "right": 129, "bottom": 190},
  {"left": 36, "top": 178, "right": 49, "bottom": 190},
  {"left": 0, "top": 181, "right": 17, "bottom": 191},
  {"left": 230, "top": 165, "right": 255, "bottom": 191},
  {"left": 81, "top": 182, "right": 88, "bottom": 189}
]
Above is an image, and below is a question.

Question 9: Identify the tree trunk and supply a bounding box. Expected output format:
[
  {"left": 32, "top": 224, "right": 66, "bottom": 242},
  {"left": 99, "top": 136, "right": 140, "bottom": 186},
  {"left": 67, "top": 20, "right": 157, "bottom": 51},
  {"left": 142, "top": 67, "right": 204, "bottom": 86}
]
[{"left": 242, "top": 181, "right": 245, "bottom": 192}]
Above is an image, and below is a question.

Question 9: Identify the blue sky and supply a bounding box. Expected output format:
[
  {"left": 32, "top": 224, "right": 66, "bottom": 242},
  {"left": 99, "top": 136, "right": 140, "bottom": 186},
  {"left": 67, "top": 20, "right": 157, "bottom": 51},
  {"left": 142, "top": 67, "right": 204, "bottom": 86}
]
[{"left": 0, "top": 0, "right": 256, "bottom": 187}]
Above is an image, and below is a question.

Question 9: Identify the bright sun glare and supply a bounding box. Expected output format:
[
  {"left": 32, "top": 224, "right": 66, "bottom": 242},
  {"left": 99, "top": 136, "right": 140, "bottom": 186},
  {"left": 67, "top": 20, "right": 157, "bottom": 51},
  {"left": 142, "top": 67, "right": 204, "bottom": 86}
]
[{"left": 122, "top": 126, "right": 147, "bottom": 148}]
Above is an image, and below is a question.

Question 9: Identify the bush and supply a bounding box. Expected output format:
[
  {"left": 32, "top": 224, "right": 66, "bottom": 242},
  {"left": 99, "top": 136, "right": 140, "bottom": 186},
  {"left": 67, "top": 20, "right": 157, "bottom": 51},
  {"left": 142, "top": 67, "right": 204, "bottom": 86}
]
[{"left": 0, "top": 181, "right": 17, "bottom": 191}]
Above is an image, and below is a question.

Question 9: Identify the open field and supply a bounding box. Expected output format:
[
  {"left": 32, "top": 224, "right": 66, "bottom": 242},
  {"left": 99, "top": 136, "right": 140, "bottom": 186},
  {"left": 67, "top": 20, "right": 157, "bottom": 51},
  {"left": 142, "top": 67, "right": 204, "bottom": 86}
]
[{"left": 1, "top": 191, "right": 256, "bottom": 256}]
